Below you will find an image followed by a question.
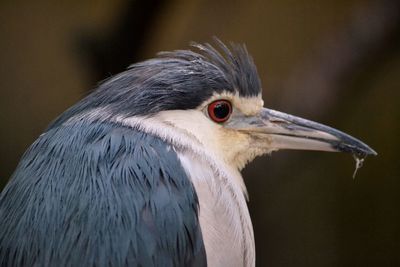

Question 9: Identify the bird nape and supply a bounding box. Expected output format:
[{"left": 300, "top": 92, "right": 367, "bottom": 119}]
[{"left": 0, "top": 39, "right": 376, "bottom": 267}]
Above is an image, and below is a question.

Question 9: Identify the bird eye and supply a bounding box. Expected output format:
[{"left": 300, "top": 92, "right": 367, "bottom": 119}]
[{"left": 207, "top": 100, "right": 232, "bottom": 123}]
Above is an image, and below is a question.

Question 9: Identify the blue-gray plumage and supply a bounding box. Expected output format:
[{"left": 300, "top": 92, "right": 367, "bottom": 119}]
[
  {"left": 0, "top": 120, "right": 205, "bottom": 267},
  {"left": 0, "top": 39, "right": 376, "bottom": 267}
]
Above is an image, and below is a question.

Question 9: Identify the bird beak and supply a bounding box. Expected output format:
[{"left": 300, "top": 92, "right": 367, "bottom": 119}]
[{"left": 231, "top": 108, "right": 377, "bottom": 157}]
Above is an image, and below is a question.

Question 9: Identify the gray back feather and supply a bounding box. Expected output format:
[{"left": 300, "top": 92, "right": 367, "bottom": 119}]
[{"left": 0, "top": 120, "right": 206, "bottom": 267}]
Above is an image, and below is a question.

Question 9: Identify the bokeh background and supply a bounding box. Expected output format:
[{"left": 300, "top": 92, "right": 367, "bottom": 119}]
[{"left": 1, "top": 0, "right": 399, "bottom": 266}]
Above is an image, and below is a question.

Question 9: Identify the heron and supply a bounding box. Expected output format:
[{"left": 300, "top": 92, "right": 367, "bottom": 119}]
[{"left": 0, "top": 40, "right": 376, "bottom": 267}]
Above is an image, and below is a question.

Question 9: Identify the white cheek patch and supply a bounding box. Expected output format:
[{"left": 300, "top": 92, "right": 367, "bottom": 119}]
[
  {"left": 154, "top": 109, "right": 222, "bottom": 150},
  {"left": 199, "top": 91, "right": 263, "bottom": 116}
]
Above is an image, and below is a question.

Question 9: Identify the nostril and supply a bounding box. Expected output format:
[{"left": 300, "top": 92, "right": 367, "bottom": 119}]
[{"left": 269, "top": 118, "right": 289, "bottom": 124}]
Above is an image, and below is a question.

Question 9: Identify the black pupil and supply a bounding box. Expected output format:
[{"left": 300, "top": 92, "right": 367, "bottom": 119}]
[{"left": 214, "top": 102, "right": 230, "bottom": 119}]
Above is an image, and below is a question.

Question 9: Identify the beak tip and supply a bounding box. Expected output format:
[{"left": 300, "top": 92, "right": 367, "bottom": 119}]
[
  {"left": 334, "top": 140, "right": 377, "bottom": 157},
  {"left": 358, "top": 142, "right": 378, "bottom": 157},
  {"left": 352, "top": 144, "right": 377, "bottom": 157},
  {"left": 369, "top": 148, "right": 378, "bottom": 156}
]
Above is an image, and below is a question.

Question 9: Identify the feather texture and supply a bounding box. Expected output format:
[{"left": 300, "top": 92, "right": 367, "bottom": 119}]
[{"left": 0, "top": 120, "right": 206, "bottom": 267}]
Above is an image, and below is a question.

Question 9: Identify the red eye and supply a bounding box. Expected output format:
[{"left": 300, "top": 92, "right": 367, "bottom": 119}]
[{"left": 207, "top": 100, "right": 232, "bottom": 123}]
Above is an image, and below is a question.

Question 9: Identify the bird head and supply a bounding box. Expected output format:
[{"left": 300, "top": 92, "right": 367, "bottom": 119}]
[{"left": 51, "top": 39, "right": 376, "bottom": 171}]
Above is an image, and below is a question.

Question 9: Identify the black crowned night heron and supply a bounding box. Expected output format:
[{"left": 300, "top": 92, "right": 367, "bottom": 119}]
[{"left": 0, "top": 40, "right": 376, "bottom": 267}]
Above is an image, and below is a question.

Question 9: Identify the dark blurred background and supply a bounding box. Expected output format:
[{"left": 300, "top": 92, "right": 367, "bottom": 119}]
[{"left": 1, "top": 0, "right": 399, "bottom": 266}]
